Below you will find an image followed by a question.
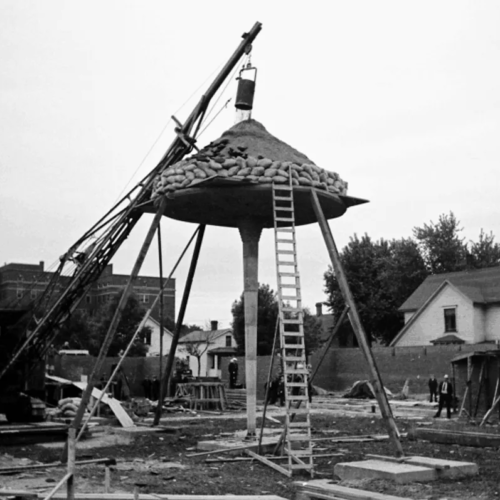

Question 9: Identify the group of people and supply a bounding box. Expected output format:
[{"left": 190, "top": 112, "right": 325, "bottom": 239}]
[
  {"left": 142, "top": 376, "right": 161, "bottom": 401},
  {"left": 429, "top": 374, "right": 454, "bottom": 419}
]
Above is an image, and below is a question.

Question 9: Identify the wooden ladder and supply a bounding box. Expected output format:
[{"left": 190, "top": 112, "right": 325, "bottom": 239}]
[{"left": 272, "top": 173, "right": 314, "bottom": 477}]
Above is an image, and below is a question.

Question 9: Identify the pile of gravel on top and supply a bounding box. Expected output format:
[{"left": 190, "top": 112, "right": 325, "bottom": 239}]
[{"left": 152, "top": 119, "right": 348, "bottom": 198}]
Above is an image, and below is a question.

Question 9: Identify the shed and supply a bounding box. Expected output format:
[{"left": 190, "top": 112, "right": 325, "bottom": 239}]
[{"left": 451, "top": 350, "right": 500, "bottom": 421}]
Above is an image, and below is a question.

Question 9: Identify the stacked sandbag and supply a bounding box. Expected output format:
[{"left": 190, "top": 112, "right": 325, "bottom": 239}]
[
  {"left": 152, "top": 119, "right": 348, "bottom": 199},
  {"left": 57, "top": 397, "right": 88, "bottom": 418}
]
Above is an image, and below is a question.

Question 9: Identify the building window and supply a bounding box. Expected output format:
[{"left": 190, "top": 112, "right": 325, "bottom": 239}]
[
  {"left": 143, "top": 329, "right": 152, "bottom": 345},
  {"left": 86, "top": 295, "right": 91, "bottom": 304},
  {"left": 141, "top": 294, "right": 149, "bottom": 303},
  {"left": 225, "top": 335, "right": 232, "bottom": 347},
  {"left": 210, "top": 354, "right": 216, "bottom": 369},
  {"left": 444, "top": 308, "right": 457, "bottom": 332}
]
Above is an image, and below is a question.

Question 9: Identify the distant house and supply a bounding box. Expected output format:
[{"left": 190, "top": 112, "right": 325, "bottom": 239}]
[
  {"left": 391, "top": 266, "right": 500, "bottom": 347},
  {"left": 144, "top": 316, "right": 174, "bottom": 356},
  {"left": 178, "top": 321, "right": 237, "bottom": 377}
]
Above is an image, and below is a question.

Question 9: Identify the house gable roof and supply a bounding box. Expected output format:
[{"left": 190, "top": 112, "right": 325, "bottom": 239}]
[
  {"left": 178, "top": 328, "right": 232, "bottom": 344},
  {"left": 399, "top": 266, "right": 500, "bottom": 312},
  {"left": 390, "top": 280, "right": 469, "bottom": 346},
  {"left": 144, "top": 316, "right": 174, "bottom": 337}
]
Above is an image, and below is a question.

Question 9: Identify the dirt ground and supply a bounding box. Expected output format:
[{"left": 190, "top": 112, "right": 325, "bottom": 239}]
[{"left": 1, "top": 399, "right": 500, "bottom": 500}]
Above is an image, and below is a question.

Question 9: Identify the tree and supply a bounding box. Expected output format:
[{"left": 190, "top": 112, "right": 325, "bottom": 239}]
[
  {"left": 231, "top": 283, "right": 322, "bottom": 356},
  {"left": 413, "top": 212, "right": 467, "bottom": 274},
  {"left": 180, "top": 330, "right": 218, "bottom": 376},
  {"left": 324, "top": 235, "right": 428, "bottom": 346},
  {"left": 56, "top": 309, "right": 96, "bottom": 350},
  {"left": 468, "top": 229, "right": 500, "bottom": 269},
  {"left": 85, "top": 293, "right": 152, "bottom": 357}
]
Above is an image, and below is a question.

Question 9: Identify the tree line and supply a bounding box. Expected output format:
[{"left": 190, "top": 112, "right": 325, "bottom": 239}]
[{"left": 324, "top": 212, "right": 500, "bottom": 346}]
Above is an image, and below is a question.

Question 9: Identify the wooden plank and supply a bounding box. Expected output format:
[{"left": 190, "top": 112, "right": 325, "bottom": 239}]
[
  {"left": 245, "top": 450, "right": 292, "bottom": 477},
  {"left": 72, "top": 382, "right": 134, "bottom": 428},
  {"left": 0, "top": 490, "right": 38, "bottom": 499},
  {"left": 294, "top": 480, "right": 412, "bottom": 500},
  {"left": 52, "top": 495, "right": 288, "bottom": 500},
  {"left": 410, "top": 427, "right": 500, "bottom": 447}
]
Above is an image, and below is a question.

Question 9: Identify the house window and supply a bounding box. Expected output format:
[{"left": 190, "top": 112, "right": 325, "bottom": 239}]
[
  {"left": 225, "top": 335, "right": 232, "bottom": 347},
  {"left": 210, "top": 354, "right": 216, "bottom": 369},
  {"left": 143, "top": 330, "right": 152, "bottom": 345},
  {"left": 141, "top": 294, "right": 149, "bottom": 303},
  {"left": 86, "top": 295, "right": 91, "bottom": 304},
  {"left": 444, "top": 308, "right": 457, "bottom": 332}
]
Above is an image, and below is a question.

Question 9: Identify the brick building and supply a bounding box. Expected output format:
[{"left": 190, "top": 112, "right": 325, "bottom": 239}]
[{"left": 0, "top": 261, "right": 175, "bottom": 321}]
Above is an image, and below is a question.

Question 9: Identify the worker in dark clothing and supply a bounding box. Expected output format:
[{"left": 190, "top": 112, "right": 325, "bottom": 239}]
[
  {"left": 434, "top": 374, "right": 453, "bottom": 418},
  {"left": 428, "top": 374, "right": 438, "bottom": 402},
  {"left": 228, "top": 357, "right": 238, "bottom": 389}
]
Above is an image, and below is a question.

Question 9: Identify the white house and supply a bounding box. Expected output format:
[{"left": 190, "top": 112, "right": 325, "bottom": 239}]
[
  {"left": 178, "top": 320, "right": 237, "bottom": 377},
  {"left": 391, "top": 266, "right": 500, "bottom": 347},
  {"left": 144, "top": 316, "right": 174, "bottom": 356}
]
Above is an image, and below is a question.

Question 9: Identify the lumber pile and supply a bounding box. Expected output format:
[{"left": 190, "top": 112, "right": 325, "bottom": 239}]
[{"left": 152, "top": 120, "right": 348, "bottom": 198}]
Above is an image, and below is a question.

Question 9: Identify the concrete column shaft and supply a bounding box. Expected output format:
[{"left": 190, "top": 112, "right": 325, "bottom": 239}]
[{"left": 238, "top": 221, "right": 262, "bottom": 438}]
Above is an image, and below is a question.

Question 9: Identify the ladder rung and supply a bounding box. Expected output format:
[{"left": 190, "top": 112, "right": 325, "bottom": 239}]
[
  {"left": 277, "top": 261, "right": 296, "bottom": 267},
  {"left": 275, "top": 217, "right": 294, "bottom": 222},
  {"left": 278, "top": 273, "right": 299, "bottom": 277},
  {"left": 285, "top": 448, "right": 314, "bottom": 457},
  {"left": 286, "top": 434, "right": 310, "bottom": 441},
  {"left": 287, "top": 408, "right": 309, "bottom": 415},
  {"left": 289, "top": 421, "right": 310, "bottom": 428},
  {"left": 276, "top": 239, "right": 294, "bottom": 244},
  {"left": 286, "top": 368, "right": 308, "bottom": 374},
  {"left": 282, "top": 319, "right": 301, "bottom": 324},
  {"left": 281, "top": 294, "right": 300, "bottom": 300},
  {"left": 276, "top": 227, "right": 294, "bottom": 232},
  {"left": 276, "top": 250, "right": 296, "bottom": 256},
  {"left": 282, "top": 332, "right": 303, "bottom": 337},
  {"left": 273, "top": 184, "right": 292, "bottom": 191},
  {"left": 283, "top": 356, "right": 303, "bottom": 362},
  {"left": 280, "top": 284, "right": 299, "bottom": 289},
  {"left": 274, "top": 195, "right": 292, "bottom": 201},
  {"left": 287, "top": 395, "right": 309, "bottom": 401},
  {"left": 274, "top": 206, "right": 293, "bottom": 211},
  {"left": 289, "top": 462, "right": 313, "bottom": 469}
]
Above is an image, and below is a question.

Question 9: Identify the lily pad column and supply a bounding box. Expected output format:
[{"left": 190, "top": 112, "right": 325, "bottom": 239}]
[{"left": 238, "top": 219, "right": 262, "bottom": 438}]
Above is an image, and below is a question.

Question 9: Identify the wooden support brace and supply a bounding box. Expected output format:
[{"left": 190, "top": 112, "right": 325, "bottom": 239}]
[
  {"left": 310, "top": 189, "right": 403, "bottom": 458},
  {"left": 245, "top": 450, "right": 292, "bottom": 477}
]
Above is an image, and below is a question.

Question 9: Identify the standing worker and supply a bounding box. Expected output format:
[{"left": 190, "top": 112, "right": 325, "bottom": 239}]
[
  {"left": 428, "top": 374, "right": 438, "bottom": 403},
  {"left": 434, "top": 374, "right": 453, "bottom": 419},
  {"left": 228, "top": 357, "right": 238, "bottom": 389}
]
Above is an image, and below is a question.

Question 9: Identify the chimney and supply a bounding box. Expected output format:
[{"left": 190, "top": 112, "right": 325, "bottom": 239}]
[
  {"left": 315, "top": 302, "right": 323, "bottom": 317},
  {"left": 210, "top": 320, "right": 218, "bottom": 331},
  {"left": 39, "top": 261, "right": 44, "bottom": 271}
]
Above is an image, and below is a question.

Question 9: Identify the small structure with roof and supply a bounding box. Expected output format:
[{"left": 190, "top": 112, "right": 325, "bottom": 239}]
[{"left": 391, "top": 266, "right": 500, "bottom": 347}]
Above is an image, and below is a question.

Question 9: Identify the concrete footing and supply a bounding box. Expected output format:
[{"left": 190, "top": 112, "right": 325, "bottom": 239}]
[
  {"left": 335, "top": 459, "right": 435, "bottom": 484},
  {"left": 334, "top": 455, "right": 478, "bottom": 484}
]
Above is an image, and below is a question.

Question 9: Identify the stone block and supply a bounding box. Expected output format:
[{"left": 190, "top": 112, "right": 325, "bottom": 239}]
[
  {"left": 404, "top": 456, "right": 478, "bottom": 478},
  {"left": 334, "top": 459, "right": 436, "bottom": 484}
]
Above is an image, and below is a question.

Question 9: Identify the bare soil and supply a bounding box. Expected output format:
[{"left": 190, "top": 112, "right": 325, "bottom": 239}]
[{"left": 1, "top": 410, "right": 500, "bottom": 500}]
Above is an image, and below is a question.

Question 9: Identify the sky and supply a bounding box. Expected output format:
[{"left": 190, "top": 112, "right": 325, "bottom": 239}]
[{"left": 1, "top": 1, "right": 499, "bottom": 328}]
